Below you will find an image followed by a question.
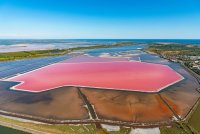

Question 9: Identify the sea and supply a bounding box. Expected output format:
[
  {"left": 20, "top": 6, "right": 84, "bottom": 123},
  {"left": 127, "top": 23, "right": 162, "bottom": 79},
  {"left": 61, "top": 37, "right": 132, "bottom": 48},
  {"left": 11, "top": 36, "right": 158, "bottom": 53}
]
[{"left": 0, "top": 39, "right": 200, "bottom": 53}]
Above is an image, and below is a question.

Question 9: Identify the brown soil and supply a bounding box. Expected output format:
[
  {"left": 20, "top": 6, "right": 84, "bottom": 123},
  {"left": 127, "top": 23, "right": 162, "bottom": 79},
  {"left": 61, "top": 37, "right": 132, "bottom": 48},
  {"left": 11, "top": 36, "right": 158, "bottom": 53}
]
[
  {"left": 80, "top": 88, "right": 173, "bottom": 123},
  {"left": 160, "top": 64, "right": 200, "bottom": 118},
  {"left": 160, "top": 86, "right": 199, "bottom": 118}
]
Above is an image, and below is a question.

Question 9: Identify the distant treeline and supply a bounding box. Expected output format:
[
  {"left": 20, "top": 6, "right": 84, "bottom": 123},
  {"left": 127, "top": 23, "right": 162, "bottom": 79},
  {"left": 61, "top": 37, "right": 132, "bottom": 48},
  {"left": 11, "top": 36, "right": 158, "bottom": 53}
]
[
  {"left": 146, "top": 43, "right": 200, "bottom": 75},
  {"left": 147, "top": 43, "right": 200, "bottom": 56}
]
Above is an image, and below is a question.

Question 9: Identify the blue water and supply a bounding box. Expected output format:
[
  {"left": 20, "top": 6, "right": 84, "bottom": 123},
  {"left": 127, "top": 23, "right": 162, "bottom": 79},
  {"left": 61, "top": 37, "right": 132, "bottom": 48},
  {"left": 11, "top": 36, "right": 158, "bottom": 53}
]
[
  {"left": 0, "top": 39, "right": 200, "bottom": 46},
  {"left": 0, "top": 39, "right": 199, "bottom": 53},
  {"left": 85, "top": 44, "right": 146, "bottom": 56}
]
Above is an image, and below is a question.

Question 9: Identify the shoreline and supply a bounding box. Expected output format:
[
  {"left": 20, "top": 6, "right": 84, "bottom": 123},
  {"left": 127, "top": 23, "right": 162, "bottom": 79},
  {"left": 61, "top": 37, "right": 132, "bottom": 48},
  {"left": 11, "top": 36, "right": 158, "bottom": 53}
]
[{"left": 0, "top": 42, "right": 137, "bottom": 62}]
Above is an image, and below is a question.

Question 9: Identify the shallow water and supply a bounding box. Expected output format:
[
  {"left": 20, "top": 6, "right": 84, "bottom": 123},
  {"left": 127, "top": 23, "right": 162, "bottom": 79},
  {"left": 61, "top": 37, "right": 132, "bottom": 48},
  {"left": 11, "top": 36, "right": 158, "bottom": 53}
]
[{"left": 0, "top": 39, "right": 199, "bottom": 52}]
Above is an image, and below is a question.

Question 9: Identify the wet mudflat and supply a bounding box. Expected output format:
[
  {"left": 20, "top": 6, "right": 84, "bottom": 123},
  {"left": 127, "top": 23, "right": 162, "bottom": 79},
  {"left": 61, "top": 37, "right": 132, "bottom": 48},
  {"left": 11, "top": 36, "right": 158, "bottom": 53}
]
[
  {"left": 0, "top": 82, "right": 89, "bottom": 121},
  {"left": 159, "top": 64, "right": 200, "bottom": 118}
]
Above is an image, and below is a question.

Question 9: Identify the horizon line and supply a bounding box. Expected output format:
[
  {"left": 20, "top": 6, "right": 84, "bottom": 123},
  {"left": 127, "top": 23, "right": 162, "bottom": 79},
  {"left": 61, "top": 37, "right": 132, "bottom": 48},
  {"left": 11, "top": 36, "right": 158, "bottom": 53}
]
[{"left": 0, "top": 38, "right": 200, "bottom": 40}]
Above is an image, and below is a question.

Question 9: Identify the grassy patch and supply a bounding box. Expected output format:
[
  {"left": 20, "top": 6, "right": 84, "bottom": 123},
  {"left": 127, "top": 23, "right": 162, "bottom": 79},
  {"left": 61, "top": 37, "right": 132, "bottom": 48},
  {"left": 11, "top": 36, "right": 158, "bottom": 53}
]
[
  {"left": 0, "top": 116, "right": 97, "bottom": 134},
  {"left": 160, "top": 124, "right": 188, "bottom": 134},
  {"left": 160, "top": 121, "right": 195, "bottom": 134},
  {"left": 0, "top": 115, "right": 132, "bottom": 134},
  {"left": 188, "top": 100, "right": 200, "bottom": 133},
  {"left": 0, "top": 125, "right": 28, "bottom": 134},
  {"left": 104, "top": 127, "right": 130, "bottom": 134},
  {"left": 0, "top": 49, "right": 68, "bottom": 61}
]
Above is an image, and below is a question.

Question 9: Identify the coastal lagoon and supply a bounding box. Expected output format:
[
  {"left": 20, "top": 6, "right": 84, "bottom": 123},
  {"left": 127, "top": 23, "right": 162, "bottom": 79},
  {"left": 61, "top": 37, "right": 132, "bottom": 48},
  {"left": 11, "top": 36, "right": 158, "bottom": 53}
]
[
  {"left": 0, "top": 39, "right": 200, "bottom": 52},
  {"left": 0, "top": 40, "right": 199, "bottom": 126}
]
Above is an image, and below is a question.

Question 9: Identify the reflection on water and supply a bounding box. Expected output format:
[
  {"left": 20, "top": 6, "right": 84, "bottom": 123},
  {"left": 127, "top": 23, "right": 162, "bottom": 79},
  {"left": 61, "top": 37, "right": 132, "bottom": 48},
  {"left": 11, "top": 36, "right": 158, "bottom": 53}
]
[{"left": 85, "top": 44, "right": 146, "bottom": 56}]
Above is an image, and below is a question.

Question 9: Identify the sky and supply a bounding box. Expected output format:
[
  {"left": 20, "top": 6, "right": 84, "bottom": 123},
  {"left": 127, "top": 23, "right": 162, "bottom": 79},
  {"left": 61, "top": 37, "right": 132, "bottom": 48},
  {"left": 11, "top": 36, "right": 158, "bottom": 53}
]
[{"left": 0, "top": 0, "right": 200, "bottom": 39}]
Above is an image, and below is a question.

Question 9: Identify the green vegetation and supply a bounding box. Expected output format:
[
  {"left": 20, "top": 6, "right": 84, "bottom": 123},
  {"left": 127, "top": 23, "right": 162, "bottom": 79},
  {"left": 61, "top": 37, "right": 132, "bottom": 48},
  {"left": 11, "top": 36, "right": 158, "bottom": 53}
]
[
  {"left": 0, "top": 42, "right": 135, "bottom": 61},
  {"left": 0, "top": 125, "right": 28, "bottom": 134},
  {"left": 146, "top": 43, "right": 200, "bottom": 75},
  {"left": 0, "top": 115, "right": 97, "bottom": 134},
  {"left": 160, "top": 122, "right": 194, "bottom": 134},
  {"left": 0, "top": 49, "right": 68, "bottom": 61},
  {"left": 160, "top": 125, "right": 187, "bottom": 134},
  {"left": 147, "top": 43, "right": 200, "bottom": 56},
  {"left": 191, "top": 68, "right": 200, "bottom": 76},
  {"left": 188, "top": 101, "right": 200, "bottom": 133},
  {"left": 0, "top": 115, "right": 132, "bottom": 134},
  {"left": 159, "top": 100, "right": 200, "bottom": 134}
]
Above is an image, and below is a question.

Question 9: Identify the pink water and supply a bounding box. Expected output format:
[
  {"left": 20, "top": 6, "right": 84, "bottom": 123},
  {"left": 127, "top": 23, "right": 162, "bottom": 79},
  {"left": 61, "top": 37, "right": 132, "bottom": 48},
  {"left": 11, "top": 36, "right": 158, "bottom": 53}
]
[{"left": 7, "top": 61, "right": 183, "bottom": 92}]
